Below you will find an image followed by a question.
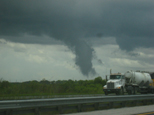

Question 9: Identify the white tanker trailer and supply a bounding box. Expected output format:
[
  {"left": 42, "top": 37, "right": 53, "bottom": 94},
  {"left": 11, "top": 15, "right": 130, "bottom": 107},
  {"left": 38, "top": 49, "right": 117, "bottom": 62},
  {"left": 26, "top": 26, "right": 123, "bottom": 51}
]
[
  {"left": 124, "top": 70, "right": 154, "bottom": 94},
  {"left": 103, "top": 70, "right": 154, "bottom": 95}
]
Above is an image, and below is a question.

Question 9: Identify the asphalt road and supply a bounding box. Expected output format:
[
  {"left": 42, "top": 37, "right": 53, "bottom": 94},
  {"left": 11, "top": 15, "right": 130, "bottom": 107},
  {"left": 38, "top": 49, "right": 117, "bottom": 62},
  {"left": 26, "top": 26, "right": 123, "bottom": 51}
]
[
  {"left": 66, "top": 105, "right": 154, "bottom": 115},
  {"left": 135, "top": 111, "right": 154, "bottom": 115}
]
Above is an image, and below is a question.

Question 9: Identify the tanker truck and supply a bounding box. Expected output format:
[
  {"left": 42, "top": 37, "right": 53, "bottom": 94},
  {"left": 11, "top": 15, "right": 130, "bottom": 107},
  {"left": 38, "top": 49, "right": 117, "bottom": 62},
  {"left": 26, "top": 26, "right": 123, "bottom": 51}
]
[
  {"left": 103, "top": 72, "right": 125, "bottom": 95},
  {"left": 103, "top": 70, "right": 154, "bottom": 95},
  {"left": 124, "top": 70, "right": 154, "bottom": 94}
]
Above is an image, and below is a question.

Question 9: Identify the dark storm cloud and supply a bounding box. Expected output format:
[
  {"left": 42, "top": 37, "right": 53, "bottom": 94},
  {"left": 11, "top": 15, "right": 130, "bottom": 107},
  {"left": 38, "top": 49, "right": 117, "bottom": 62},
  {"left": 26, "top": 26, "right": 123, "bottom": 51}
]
[{"left": 0, "top": 0, "right": 154, "bottom": 76}]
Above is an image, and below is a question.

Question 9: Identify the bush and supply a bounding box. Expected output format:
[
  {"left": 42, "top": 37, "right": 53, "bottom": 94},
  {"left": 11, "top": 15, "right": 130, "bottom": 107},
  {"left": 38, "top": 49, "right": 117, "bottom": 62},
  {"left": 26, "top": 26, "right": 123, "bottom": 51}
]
[{"left": 0, "top": 76, "right": 105, "bottom": 97}]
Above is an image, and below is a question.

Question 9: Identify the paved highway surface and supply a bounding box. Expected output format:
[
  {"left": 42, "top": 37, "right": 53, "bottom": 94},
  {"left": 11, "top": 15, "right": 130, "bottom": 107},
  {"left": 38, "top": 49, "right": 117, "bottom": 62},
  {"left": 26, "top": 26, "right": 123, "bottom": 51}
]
[
  {"left": 136, "top": 111, "right": 154, "bottom": 115},
  {"left": 66, "top": 105, "right": 154, "bottom": 115}
]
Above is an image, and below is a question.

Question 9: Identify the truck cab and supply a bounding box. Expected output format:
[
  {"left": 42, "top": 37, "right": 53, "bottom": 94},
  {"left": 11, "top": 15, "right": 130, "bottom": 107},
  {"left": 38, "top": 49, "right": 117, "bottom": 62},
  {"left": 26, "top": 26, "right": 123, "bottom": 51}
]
[{"left": 103, "top": 73, "right": 125, "bottom": 95}]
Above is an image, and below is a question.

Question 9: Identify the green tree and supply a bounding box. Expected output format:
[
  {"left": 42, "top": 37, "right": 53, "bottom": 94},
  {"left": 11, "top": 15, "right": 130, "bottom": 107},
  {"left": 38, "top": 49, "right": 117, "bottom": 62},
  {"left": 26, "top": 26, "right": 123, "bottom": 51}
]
[
  {"left": 94, "top": 76, "right": 103, "bottom": 85},
  {"left": 0, "top": 80, "right": 10, "bottom": 89}
]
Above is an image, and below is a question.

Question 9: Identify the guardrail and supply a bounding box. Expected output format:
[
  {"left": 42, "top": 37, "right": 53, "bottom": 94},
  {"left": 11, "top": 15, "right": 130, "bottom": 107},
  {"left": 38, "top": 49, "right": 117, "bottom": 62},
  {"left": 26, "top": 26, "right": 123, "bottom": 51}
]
[
  {"left": 0, "top": 94, "right": 105, "bottom": 100},
  {"left": 0, "top": 94, "right": 154, "bottom": 115}
]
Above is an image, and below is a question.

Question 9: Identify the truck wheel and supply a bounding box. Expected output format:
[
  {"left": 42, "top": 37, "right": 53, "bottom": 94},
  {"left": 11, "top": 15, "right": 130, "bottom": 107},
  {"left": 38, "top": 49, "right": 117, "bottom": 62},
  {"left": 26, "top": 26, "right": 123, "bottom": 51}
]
[
  {"left": 151, "top": 89, "right": 154, "bottom": 94},
  {"left": 105, "top": 92, "right": 108, "bottom": 95},
  {"left": 128, "top": 90, "right": 133, "bottom": 95},
  {"left": 119, "top": 88, "right": 124, "bottom": 95},
  {"left": 133, "top": 87, "right": 137, "bottom": 94},
  {"left": 116, "top": 88, "right": 124, "bottom": 95},
  {"left": 128, "top": 91, "right": 131, "bottom": 95}
]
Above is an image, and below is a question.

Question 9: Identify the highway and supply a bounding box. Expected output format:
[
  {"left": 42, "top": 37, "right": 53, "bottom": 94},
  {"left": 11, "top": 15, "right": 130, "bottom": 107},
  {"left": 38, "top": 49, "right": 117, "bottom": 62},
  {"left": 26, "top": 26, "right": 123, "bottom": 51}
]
[{"left": 66, "top": 105, "right": 154, "bottom": 115}]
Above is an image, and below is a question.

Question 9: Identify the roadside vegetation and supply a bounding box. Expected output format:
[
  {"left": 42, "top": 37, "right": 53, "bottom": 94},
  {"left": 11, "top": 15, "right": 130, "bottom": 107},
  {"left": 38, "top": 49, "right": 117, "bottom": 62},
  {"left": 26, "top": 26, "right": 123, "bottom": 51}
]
[{"left": 0, "top": 77, "right": 106, "bottom": 97}]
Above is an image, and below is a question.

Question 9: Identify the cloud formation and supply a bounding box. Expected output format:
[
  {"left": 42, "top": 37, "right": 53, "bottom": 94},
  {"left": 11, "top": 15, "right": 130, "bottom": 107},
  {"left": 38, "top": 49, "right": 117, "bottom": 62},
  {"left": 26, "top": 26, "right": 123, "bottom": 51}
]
[{"left": 0, "top": 0, "right": 154, "bottom": 76}]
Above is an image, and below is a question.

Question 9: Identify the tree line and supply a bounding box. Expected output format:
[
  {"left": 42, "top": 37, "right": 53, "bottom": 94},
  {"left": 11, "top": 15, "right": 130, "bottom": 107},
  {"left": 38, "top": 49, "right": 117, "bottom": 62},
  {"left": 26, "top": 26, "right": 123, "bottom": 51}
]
[{"left": 0, "top": 77, "right": 106, "bottom": 97}]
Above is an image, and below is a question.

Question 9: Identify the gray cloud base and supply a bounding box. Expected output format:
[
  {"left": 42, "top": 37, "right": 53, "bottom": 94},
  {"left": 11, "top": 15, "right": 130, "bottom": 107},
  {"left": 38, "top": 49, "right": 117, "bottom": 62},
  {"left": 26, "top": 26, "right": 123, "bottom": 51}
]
[{"left": 0, "top": 0, "right": 154, "bottom": 76}]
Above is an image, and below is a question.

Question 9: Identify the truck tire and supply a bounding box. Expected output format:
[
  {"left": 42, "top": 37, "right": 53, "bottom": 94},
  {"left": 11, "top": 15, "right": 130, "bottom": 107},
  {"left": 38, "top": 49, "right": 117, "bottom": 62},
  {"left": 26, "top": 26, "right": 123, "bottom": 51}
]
[
  {"left": 105, "top": 92, "right": 108, "bottom": 95},
  {"left": 116, "top": 88, "right": 124, "bottom": 95},
  {"left": 121, "top": 88, "right": 124, "bottom": 95},
  {"left": 152, "top": 89, "right": 154, "bottom": 94},
  {"left": 116, "top": 92, "right": 119, "bottom": 95},
  {"left": 128, "top": 90, "right": 133, "bottom": 95},
  {"left": 128, "top": 90, "right": 131, "bottom": 95},
  {"left": 133, "top": 87, "right": 137, "bottom": 95},
  {"left": 127, "top": 86, "right": 133, "bottom": 95},
  {"left": 119, "top": 88, "right": 124, "bottom": 95}
]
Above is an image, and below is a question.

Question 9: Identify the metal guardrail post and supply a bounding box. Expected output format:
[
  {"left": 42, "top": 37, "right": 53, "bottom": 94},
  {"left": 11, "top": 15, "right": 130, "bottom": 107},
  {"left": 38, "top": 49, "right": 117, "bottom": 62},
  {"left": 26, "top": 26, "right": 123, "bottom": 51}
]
[
  {"left": 34, "top": 108, "right": 40, "bottom": 115},
  {"left": 142, "top": 100, "right": 147, "bottom": 105},
  {"left": 120, "top": 101, "right": 126, "bottom": 107},
  {"left": 58, "top": 106, "right": 63, "bottom": 114},
  {"left": 94, "top": 103, "right": 99, "bottom": 110},
  {"left": 77, "top": 104, "right": 82, "bottom": 112},
  {"left": 152, "top": 99, "right": 154, "bottom": 103},
  {"left": 6, "top": 110, "right": 12, "bottom": 115},
  {"left": 109, "top": 102, "right": 114, "bottom": 108},
  {"left": 132, "top": 100, "right": 137, "bottom": 106}
]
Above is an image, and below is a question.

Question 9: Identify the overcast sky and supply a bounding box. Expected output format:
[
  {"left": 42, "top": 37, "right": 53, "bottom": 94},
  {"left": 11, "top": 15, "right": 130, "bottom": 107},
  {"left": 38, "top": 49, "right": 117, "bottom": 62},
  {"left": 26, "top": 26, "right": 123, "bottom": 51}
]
[{"left": 0, "top": 0, "right": 154, "bottom": 82}]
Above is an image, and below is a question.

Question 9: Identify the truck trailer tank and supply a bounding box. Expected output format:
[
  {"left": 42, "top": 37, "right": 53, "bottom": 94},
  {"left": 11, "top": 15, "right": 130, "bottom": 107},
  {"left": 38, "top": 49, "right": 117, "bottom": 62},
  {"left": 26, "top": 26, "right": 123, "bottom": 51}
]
[{"left": 125, "top": 71, "right": 152, "bottom": 87}]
